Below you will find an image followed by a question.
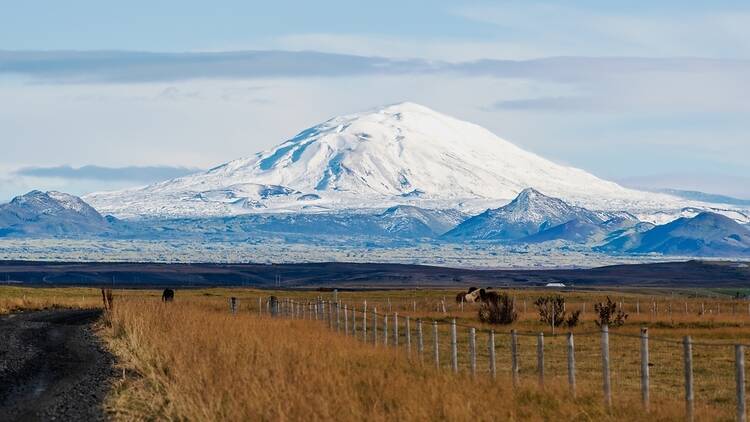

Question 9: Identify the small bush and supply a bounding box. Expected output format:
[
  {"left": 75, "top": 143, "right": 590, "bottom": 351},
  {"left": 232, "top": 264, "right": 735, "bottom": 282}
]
[
  {"left": 534, "top": 295, "right": 580, "bottom": 328},
  {"left": 534, "top": 295, "right": 565, "bottom": 326},
  {"left": 566, "top": 310, "right": 581, "bottom": 328},
  {"left": 594, "top": 296, "right": 628, "bottom": 327},
  {"left": 478, "top": 292, "right": 517, "bottom": 324}
]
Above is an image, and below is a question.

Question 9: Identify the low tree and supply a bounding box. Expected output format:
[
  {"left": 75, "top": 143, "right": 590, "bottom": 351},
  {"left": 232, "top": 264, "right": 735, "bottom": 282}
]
[
  {"left": 534, "top": 295, "right": 580, "bottom": 330},
  {"left": 594, "top": 296, "right": 628, "bottom": 327},
  {"left": 478, "top": 292, "right": 517, "bottom": 324}
]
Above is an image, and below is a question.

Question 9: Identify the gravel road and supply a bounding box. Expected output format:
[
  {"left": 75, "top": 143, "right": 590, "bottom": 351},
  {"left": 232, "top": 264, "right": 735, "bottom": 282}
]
[{"left": 0, "top": 309, "right": 115, "bottom": 421}]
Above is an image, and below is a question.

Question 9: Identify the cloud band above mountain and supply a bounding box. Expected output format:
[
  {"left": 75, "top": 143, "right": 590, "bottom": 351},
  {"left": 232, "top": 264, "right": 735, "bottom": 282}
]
[
  {"left": 2, "top": 50, "right": 748, "bottom": 85},
  {"left": 15, "top": 165, "right": 200, "bottom": 182}
]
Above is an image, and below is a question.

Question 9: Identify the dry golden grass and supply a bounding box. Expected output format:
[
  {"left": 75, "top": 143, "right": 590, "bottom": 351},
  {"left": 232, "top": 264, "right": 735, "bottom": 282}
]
[
  {"left": 0, "top": 285, "right": 102, "bottom": 314},
  {"left": 3, "top": 286, "right": 747, "bottom": 420},
  {"left": 101, "top": 294, "right": 745, "bottom": 421}
]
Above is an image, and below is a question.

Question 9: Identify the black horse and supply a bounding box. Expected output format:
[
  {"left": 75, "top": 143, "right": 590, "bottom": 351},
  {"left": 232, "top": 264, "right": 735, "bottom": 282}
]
[{"left": 162, "top": 288, "right": 175, "bottom": 302}]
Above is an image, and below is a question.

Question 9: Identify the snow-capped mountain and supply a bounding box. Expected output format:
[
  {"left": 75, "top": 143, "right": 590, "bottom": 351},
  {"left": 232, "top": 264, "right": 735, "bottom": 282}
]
[
  {"left": 85, "top": 102, "right": 680, "bottom": 219},
  {"left": 0, "top": 190, "right": 110, "bottom": 237},
  {"left": 599, "top": 212, "right": 750, "bottom": 256},
  {"left": 442, "top": 188, "right": 606, "bottom": 240}
]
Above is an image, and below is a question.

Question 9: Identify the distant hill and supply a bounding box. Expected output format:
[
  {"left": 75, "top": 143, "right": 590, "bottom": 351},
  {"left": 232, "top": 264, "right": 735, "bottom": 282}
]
[
  {"left": 0, "top": 191, "right": 110, "bottom": 237},
  {"left": 443, "top": 188, "right": 604, "bottom": 241},
  {"left": 657, "top": 189, "right": 750, "bottom": 206},
  {"left": 599, "top": 212, "right": 750, "bottom": 256},
  {"left": 520, "top": 219, "right": 604, "bottom": 244}
]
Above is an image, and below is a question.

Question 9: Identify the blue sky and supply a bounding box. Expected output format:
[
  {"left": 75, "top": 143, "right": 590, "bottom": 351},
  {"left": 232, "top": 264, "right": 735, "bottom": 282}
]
[{"left": 2, "top": 1, "right": 750, "bottom": 199}]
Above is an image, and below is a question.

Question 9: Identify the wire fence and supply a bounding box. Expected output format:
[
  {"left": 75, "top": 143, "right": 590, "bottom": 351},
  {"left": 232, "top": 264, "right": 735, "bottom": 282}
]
[{"left": 225, "top": 294, "right": 748, "bottom": 421}]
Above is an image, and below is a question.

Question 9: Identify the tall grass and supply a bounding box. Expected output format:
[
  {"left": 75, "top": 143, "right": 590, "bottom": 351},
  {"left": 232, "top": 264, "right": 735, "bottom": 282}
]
[
  {"left": 0, "top": 286, "right": 101, "bottom": 314},
  {"left": 102, "top": 298, "right": 708, "bottom": 421}
]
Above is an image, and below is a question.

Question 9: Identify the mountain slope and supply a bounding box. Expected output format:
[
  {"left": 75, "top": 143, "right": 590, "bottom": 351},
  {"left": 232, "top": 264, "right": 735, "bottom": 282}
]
[
  {"left": 599, "top": 212, "right": 750, "bottom": 256},
  {"left": 520, "top": 219, "right": 605, "bottom": 244},
  {"left": 85, "top": 102, "right": 675, "bottom": 218},
  {"left": 443, "top": 188, "right": 605, "bottom": 241},
  {"left": 0, "top": 191, "right": 109, "bottom": 237}
]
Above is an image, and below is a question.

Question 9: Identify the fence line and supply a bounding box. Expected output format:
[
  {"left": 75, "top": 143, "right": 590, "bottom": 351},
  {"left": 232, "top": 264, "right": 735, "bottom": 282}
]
[{"left": 249, "top": 296, "right": 747, "bottom": 421}]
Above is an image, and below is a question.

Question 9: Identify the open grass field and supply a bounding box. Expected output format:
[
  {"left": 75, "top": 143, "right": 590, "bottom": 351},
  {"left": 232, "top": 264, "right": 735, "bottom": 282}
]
[{"left": 2, "top": 285, "right": 749, "bottom": 421}]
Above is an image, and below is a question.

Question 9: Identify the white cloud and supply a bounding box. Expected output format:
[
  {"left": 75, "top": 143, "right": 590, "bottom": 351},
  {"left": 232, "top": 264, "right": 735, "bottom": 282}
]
[
  {"left": 271, "top": 33, "right": 549, "bottom": 61},
  {"left": 454, "top": 4, "right": 750, "bottom": 58}
]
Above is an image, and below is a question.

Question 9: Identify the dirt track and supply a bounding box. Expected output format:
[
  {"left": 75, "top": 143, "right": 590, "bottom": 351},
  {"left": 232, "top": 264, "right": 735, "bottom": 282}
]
[{"left": 0, "top": 309, "right": 114, "bottom": 421}]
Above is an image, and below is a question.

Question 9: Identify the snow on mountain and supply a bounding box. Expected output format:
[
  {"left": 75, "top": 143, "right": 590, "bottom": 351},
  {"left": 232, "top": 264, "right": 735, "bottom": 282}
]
[
  {"left": 85, "top": 102, "right": 682, "bottom": 219},
  {"left": 378, "top": 205, "right": 465, "bottom": 237},
  {"left": 442, "top": 188, "right": 606, "bottom": 240},
  {"left": 0, "top": 190, "right": 109, "bottom": 237},
  {"left": 598, "top": 212, "right": 750, "bottom": 256},
  {"left": 520, "top": 219, "right": 605, "bottom": 244}
]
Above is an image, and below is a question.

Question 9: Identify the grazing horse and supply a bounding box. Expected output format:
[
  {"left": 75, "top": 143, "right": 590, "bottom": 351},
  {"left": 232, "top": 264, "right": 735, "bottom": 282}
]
[
  {"left": 455, "top": 287, "right": 494, "bottom": 304},
  {"left": 455, "top": 287, "right": 482, "bottom": 303},
  {"left": 162, "top": 288, "right": 175, "bottom": 302}
]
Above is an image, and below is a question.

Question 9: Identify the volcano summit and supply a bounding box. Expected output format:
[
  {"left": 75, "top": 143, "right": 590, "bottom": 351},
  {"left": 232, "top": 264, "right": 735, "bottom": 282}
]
[{"left": 86, "top": 102, "right": 677, "bottom": 219}]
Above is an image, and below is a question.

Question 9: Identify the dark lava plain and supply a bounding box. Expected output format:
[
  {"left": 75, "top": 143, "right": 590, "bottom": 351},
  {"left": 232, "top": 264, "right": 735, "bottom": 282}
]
[{"left": 0, "top": 259, "right": 747, "bottom": 288}]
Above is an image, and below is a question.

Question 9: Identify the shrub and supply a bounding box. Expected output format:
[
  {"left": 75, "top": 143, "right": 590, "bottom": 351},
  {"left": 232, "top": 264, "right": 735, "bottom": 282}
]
[
  {"left": 594, "top": 296, "right": 628, "bottom": 327},
  {"left": 534, "top": 295, "right": 580, "bottom": 328},
  {"left": 565, "top": 310, "right": 581, "bottom": 328},
  {"left": 534, "top": 295, "right": 565, "bottom": 327},
  {"left": 478, "top": 292, "right": 517, "bottom": 324}
]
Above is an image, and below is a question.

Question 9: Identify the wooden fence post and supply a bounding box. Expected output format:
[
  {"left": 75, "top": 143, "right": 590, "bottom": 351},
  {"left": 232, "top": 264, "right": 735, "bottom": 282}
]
[
  {"left": 406, "top": 316, "right": 411, "bottom": 355},
  {"left": 433, "top": 321, "right": 440, "bottom": 369},
  {"left": 384, "top": 313, "right": 389, "bottom": 346},
  {"left": 344, "top": 305, "right": 349, "bottom": 335},
  {"left": 641, "top": 327, "right": 650, "bottom": 411},
  {"left": 229, "top": 297, "right": 238, "bottom": 315},
  {"left": 511, "top": 329, "right": 519, "bottom": 388},
  {"left": 336, "top": 302, "right": 341, "bottom": 332},
  {"left": 362, "top": 306, "right": 367, "bottom": 341},
  {"left": 601, "top": 324, "right": 612, "bottom": 411},
  {"left": 352, "top": 305, "right": 357, "bottom": 336},
  {"left": 394, "top": 312, "right": 399, "bottom": 346},
  {"left": 417, "top": 319, "right": 424, "bottom": 360},
  {"left": 451, "top": 319, "right": 458, "bottom": 373},
  {"left": 489, "top": 330, "right": 496, "bottom": 379},
  {"left": 258, "top": 297, "right": 262, "bottom": 316},
  {"left": 737, "top": 344, "right": 746, "bottom": 422},
  {"left": 537, "top": 332, "right": 545, "bottom": 387},
  {"left": 567, "top": 332, "right": 576, "bottom": 397},
  {"left": 373, "top": 307, "right": 378, "bottom": 345},
  {"left": 684, "top": 336, "right": 694, "bottom": 422},
  {"left": 469, "top": 327, "right": 477, "bottom": 377}
]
